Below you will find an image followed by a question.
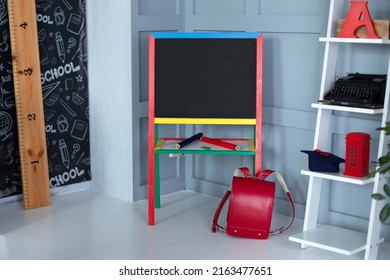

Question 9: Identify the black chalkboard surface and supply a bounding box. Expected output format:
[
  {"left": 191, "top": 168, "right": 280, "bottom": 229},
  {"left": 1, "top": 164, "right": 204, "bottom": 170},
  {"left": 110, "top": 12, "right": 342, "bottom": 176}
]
[{"left": 151, "top": 32, "right": 262, "bottom": 120}]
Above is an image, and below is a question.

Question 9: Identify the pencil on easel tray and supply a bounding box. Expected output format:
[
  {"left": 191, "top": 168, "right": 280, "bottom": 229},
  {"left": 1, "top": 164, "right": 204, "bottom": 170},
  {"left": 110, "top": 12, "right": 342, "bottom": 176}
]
[
  {"left": 200, "top": 136, "right": 240, "bottom": 151},
  {"left": 175, "top": 132, "right": 203, "bottom": 149}
]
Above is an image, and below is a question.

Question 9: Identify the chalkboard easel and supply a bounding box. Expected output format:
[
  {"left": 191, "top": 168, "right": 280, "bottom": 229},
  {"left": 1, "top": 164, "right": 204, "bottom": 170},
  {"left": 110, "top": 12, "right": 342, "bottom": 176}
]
[{"left": 148, "top": 32, "right": 263, "bottom": 225}]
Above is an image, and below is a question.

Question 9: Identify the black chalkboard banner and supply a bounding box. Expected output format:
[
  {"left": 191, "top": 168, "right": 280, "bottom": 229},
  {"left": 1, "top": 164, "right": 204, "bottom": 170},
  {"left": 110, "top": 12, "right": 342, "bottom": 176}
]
[
  {"left": 150, "top": 32, "right": 262, "bottom": 125},
  {"left": 0, "top": 0, "right": 90, "bottom": 199}
]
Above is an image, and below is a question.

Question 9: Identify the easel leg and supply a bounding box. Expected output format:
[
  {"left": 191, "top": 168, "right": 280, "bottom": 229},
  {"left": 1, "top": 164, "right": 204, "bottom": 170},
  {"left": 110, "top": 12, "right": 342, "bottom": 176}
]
[
  {"left": 148, "top": 130, "right": 155, "bottom": 225},
  {"left": 155, "top": 154, "right": 161, "bottom": 208}
]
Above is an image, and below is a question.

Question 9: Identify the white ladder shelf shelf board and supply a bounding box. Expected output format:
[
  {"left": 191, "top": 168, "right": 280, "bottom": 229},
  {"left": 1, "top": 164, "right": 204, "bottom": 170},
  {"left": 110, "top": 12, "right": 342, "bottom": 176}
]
[
  {"left": 289, "top": 0, "right": 390, "bottom": 260},
  {"left": 319, "top": 37, "right": 390, "bottom": 44}
]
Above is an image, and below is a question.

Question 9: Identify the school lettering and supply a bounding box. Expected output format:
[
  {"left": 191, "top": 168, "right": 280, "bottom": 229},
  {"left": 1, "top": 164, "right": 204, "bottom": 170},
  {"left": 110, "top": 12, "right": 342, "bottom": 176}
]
[
  {"left": 41, "top": 62, "right": 81, "bottom": 85},
  {"left": 50, "top": 167, "right": 85, "bottom": 188}
]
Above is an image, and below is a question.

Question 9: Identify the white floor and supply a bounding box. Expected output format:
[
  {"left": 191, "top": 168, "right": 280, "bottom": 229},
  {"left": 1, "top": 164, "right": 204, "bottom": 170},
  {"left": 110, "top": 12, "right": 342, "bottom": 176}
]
[{"left": 0, "top": 189, "right": 389, "bottom": 260}]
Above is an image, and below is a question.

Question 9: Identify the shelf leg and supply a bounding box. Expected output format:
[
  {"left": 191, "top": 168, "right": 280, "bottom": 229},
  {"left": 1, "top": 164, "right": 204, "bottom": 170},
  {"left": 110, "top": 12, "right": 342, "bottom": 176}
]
[
  {"left": 301, "top": 176, "right": 323, "bottom": 248},
  {"left": 364, "top": 174, "right": 386, "bottom": 260}
]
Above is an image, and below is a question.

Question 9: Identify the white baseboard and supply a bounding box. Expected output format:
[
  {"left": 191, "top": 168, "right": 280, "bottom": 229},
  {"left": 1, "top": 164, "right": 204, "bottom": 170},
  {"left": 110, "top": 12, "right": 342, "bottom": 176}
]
[{"left": 0, "top": 181, "right": 91, "bottom": 206}]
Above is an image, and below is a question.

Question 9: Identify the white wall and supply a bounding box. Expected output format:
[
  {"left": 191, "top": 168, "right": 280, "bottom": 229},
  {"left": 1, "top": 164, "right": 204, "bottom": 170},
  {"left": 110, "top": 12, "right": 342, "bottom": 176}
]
[{"left": 87, "top": 0, "right": 133, "bottom": 201}]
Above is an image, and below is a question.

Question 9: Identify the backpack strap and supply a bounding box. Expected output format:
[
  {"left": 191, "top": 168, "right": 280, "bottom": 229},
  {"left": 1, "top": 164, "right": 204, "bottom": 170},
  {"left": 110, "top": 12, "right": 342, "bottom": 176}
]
[
  {"left": 212, "top": 167, "right": 250, "bottom": 233},
  {"left": 257, "top": 169, "right": 296, "bottom": 235}
]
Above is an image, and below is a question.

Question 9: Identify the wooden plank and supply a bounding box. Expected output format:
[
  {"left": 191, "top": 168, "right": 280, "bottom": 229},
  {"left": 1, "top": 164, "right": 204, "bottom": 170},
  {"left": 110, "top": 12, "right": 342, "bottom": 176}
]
[
  {"left": 337, "top": 19, "right": 390, "bottom": 39},
  {"left": 8, "top": 0, "right": 51, "bottom": 209}
]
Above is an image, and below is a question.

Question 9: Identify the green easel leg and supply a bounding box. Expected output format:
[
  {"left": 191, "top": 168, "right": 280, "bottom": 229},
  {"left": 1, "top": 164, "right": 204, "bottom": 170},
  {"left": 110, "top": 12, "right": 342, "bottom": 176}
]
[{"left": 154, "top": 153, "right": 161, "bottom": 208}]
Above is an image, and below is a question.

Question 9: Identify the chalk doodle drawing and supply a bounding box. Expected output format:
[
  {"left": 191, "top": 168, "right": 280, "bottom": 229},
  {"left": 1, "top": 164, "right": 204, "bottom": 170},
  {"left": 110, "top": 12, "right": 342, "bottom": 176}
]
[
  {"left": 0, "top": 110, "right": 12, "bottom": 141},
  {"left": 0, "top": 0, "right": 90, "bottom": 198},
  {"left": 0, "top": 0, "right": 8, "bottom": 27}
]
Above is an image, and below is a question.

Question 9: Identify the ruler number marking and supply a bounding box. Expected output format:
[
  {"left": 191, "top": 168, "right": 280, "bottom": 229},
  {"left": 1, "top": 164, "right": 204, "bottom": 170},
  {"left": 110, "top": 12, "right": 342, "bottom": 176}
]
[
  {"left": 27, "top": 113, "right": 36, "bottom": 121},
  {"left": 23, "top": 68, "right": 33, "bottom": 75},
  {"left": 16, "top": 68, "right": 34, "bottom": 76},
  {"left": 20, "top": 22, "right": 28, "bottom": 29}
]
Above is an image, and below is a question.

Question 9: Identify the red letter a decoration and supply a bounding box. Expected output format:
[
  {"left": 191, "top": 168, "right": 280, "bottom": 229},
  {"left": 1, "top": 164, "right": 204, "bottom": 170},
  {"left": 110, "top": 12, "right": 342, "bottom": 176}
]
[{"left": 338, "top": 1, "right": 379, "bottom": 39}]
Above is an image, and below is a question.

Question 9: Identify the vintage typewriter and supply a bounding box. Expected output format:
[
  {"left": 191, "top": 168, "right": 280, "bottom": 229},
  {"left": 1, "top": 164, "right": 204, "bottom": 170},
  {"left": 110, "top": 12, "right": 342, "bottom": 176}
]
[{"left": 322, "top": 73, "right": 387, "bottom": 109}]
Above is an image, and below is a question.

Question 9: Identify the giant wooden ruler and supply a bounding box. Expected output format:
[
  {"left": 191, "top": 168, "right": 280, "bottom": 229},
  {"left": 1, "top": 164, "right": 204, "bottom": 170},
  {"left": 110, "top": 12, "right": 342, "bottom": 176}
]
[{"left": 8, "top": 0, "right": 51, "bottom": 209}]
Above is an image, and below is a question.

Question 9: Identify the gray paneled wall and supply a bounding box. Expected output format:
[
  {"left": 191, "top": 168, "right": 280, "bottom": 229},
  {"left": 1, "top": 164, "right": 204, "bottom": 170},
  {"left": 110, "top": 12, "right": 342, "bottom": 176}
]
[{"left": 131, "top": 0, "right": 389, "bottom": 238}]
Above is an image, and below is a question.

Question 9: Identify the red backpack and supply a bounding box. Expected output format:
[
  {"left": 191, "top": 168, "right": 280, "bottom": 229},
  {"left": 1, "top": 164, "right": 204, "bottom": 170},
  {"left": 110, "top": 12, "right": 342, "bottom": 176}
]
[{"left": 212, "top": 167, "right": 295, "bottom": 239}]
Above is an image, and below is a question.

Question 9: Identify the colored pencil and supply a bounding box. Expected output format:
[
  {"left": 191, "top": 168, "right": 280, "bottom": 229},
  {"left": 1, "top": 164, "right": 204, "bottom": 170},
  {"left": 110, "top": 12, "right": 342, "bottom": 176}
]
[
  {"left": 175, "top": 132, "right": 203, "bottom": 149},
  {"left": 200, "top": 136, "right": 240, "bottom": 151}
]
